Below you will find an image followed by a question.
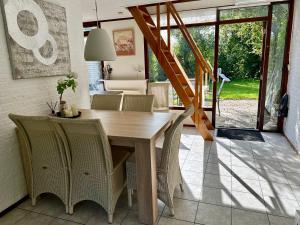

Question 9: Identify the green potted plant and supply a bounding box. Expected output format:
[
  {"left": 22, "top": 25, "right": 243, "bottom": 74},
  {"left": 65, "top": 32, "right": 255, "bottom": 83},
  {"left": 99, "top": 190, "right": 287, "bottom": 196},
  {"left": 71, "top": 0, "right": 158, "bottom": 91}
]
[{"left": 57, "top": 72, "right": 78, "bottom": 115}]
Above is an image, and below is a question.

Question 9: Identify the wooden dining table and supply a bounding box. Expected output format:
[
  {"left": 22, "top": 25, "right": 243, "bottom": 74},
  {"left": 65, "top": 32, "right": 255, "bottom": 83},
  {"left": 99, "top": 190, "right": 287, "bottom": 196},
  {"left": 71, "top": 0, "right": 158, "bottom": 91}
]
[{"left": 80, "top": 109, "right": 176, "bottom": 225}]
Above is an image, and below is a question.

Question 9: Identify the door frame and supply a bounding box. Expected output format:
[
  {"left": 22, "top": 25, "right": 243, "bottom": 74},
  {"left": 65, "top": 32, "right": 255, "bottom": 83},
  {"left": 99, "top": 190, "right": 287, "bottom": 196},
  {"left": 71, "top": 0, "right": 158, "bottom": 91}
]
[
  {"left": 213, "top": 1, "right": 294, "bottom": 132},
  {"left": 213, "top": 13, "right": 268, "bottom": 129},
  {"left": 142, "top": 1, "right": 294, "bottom": 133},
  {"left": 257, "top": 1, "right": 294, "bottom": 132}
]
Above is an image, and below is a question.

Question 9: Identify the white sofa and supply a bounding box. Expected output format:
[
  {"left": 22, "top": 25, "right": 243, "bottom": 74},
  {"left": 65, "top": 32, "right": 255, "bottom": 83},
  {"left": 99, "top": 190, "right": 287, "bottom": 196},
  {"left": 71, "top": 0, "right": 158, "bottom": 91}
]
[{"left": 104, "top": 80, "right": 148, "bottom": 95}]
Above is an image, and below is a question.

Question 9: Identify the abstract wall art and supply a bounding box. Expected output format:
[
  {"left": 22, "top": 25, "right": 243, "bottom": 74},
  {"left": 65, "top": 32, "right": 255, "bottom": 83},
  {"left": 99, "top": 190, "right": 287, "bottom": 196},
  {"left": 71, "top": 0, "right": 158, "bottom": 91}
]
[
  {"left": 1, "top": 0, "right": 71, "bottom": 79},
  {"left": 113, "top": 28, "right": 135, "bottom": 56}
]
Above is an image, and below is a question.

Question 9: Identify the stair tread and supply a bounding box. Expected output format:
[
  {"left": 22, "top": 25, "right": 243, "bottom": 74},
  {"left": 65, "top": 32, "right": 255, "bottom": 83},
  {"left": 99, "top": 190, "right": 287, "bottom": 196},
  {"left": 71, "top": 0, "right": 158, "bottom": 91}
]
[
  {"left": 146, "top": 22, "right": 156, "bottom": 28},
  {"left": 139, "top": 9, "right": 151, "bottom": 17},
  {"left": 129, "top": 5, "right": 214, "bottom": 141},
  {"left": 162, "top": 49, "right": 170, "bottom": 52}
]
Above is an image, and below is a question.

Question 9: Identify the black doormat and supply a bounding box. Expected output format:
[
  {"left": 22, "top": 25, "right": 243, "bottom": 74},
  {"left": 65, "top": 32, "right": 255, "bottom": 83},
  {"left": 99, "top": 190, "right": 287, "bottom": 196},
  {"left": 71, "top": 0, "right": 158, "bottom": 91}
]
[{"left": 217, "top": 128, "right": 265, "bottom": 142}]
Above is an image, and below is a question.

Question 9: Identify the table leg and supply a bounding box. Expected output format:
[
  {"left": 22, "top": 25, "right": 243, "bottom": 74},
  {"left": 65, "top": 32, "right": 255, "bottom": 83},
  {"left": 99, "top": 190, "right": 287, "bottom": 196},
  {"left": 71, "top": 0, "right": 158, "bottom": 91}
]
[{"left": 135, "top": 140, "right": 158, "bottom": 225}]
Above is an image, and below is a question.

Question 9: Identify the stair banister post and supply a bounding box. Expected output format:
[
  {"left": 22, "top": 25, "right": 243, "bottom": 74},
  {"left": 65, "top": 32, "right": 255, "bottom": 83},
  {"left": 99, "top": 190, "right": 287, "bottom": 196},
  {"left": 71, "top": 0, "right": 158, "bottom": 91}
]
[
  {"left": 167, "top": 3, "right": 171, "bottom": 51},
  {"left": 194, "top": 61, "right": 199, "bottom": 125},
  {"left": 199, "top": 62, "right": 203, "bottom": 110},
  {"left": 157, "top": 3, "right": 161, "bottom": 61}
]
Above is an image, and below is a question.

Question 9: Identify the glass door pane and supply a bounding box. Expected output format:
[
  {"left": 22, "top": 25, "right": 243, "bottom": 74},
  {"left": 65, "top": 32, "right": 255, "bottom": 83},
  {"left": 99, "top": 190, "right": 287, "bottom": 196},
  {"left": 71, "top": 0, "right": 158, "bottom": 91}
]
[
  {"left": 263, "top": 3, "right": 289, "bottom": 131},
  {"left": 173, "top": 26, "right": 215, "bottom": 108},
  {"left": 216, "top": 22, "right": 263, "bottom": 129}
]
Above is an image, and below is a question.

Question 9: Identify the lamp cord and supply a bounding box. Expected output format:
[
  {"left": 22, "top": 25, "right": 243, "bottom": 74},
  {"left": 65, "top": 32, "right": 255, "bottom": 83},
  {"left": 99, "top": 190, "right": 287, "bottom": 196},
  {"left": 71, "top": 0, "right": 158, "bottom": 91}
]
[{"left": 95, "top": 0, "right": 100, "bottom": 28}]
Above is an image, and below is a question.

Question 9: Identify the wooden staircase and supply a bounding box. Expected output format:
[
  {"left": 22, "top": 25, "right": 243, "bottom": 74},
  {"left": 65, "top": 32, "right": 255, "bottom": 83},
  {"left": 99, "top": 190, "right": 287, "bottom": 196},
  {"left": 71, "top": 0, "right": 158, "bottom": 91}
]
[{"left": 128, "top": 2, "right": 215, "bottom": 141}]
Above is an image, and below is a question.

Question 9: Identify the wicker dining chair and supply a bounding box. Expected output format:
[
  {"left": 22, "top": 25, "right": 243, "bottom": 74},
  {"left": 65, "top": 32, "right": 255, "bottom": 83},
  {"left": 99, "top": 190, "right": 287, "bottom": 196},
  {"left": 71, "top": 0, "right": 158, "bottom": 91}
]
[
  {"left": 8, "top": 114, "right": 69, "bottom": 213},
  {"left": 51, "top": 117, "right": 130, "bottom": 224},
  {"left": 122, "top": 94, "right": 154, "bottom": 112},
  {"left": 91, "top": 94, "right": 123, "bottom": 111},
  {"left": 126, "top": 106, "right": 194, "bottom": 216},
  {"left": 148, "top": 82, "right": 170, "bottom": 112}
]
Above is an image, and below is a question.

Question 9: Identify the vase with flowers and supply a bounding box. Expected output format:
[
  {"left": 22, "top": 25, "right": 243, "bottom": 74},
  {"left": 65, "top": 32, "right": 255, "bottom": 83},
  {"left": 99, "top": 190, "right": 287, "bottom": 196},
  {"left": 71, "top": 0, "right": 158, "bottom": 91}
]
[{"left": 57, "top": 72, "right": 78, "bottom": 117}]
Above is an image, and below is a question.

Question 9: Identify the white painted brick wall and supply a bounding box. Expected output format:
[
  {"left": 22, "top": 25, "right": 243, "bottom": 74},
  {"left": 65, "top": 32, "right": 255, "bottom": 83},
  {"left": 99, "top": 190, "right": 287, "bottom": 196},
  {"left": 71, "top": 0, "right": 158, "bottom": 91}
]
[
  {"left": 284, "top": 0, "right": 300, "bottom": 153},
  {"left": 0, "top": 0, "right": 90, "bottom": 212}
]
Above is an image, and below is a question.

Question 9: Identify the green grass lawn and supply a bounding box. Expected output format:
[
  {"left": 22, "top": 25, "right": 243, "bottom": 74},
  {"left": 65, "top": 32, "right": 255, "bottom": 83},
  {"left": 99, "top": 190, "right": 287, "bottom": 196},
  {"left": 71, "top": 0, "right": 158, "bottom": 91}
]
[{"left": 215, "top": 79, "right": 260, "bottom": 100}]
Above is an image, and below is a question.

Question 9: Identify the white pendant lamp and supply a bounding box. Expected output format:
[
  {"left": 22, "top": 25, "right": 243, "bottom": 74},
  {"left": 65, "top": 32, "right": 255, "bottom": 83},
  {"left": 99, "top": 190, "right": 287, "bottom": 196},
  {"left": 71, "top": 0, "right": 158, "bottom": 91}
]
[{"left": 84, "top": 0, "right": 116, "bottom": 61}]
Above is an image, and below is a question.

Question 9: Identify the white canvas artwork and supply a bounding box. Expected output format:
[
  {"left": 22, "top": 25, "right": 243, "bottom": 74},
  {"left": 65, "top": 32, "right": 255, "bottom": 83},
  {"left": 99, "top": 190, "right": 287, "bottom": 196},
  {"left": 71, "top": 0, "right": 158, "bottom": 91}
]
[{"left": 1, "top": 0, "right": 71, "bottom": 79}]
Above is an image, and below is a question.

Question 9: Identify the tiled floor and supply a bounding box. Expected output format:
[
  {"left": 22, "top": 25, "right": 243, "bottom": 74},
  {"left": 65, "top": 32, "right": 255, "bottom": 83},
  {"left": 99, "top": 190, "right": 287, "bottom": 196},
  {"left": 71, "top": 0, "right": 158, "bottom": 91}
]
[{"left": 1, "top": 128, "right": 299, "bottom": 225}]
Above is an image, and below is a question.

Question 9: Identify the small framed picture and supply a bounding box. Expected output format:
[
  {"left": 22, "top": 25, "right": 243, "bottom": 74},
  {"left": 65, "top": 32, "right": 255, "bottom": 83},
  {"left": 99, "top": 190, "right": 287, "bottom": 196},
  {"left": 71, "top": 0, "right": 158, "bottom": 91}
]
[{"left": 113, "top": 28, "right": 135, "bottom": 56}]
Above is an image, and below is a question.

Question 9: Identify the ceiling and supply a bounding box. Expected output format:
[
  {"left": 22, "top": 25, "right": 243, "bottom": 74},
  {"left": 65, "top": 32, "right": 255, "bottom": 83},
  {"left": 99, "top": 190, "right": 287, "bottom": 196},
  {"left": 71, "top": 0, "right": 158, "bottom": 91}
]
[
  {"left": 82, "top": 0, "right": 236, "bottom": 22},
  {"left": 82, "top": 0, "right": 174, "bottom": 22},
  {"left": 82, "top": 0, "right": 282, "bottom": 22}
]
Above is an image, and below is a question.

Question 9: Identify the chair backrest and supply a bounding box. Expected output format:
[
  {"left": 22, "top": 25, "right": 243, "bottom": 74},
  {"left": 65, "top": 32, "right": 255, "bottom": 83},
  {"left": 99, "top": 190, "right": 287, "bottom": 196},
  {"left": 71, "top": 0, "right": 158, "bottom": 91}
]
[
  {"left": 122, "top": 94, "right": 154, "bottom": 112},
  {"left": 160, "top": 106, "right": 194, "bottom": 173},
  {"left": 50, "top": 118, "right": 114, "bottom": 177},
  {"left": 91, "top": 94, "right": 122, "bottom": 111},
  {"left": 8, "top": 114, "right": 68, "bottom": 196},
  {"left": 148, "top": 82, "right": 169, "bottom": 110}
]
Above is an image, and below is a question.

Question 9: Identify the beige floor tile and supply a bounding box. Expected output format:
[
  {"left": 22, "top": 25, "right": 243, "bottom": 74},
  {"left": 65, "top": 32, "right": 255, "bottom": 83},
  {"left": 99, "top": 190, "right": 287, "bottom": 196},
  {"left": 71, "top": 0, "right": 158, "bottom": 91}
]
[
  {"left": 181, "top": 170, "right": 204, "bottom": 186},
  {"left": 190, "top": 144, "right": 209, "bottom": 152},
  {"left": 174, "top": 182, "right": 202, "bottom": 201},
  {"left": 123, "top": 191, "right": 165, "bottom": 216},
  {"left": 281, "top": 161, "right": 300, "bottom": 173},
  {"left": 120, "top": 212, "right": 144, "bottom": 225},
  {"left": 268, "top": 215, "right": 295, "bottom": 225},
  {"left": 49, "top": 218, "right": 83, "bottom": 225},
  {"left": 18, "top": 195, "right": 66, "bottom": 217},
  {"left": 231, "top": 155, "right": 257, "bottom": 168},
  {"left": 162, "top": 198, "right": 198, "bottom": 222},
  {"left": 200, "top": 187, "right": 232, "bottom": 207},
  {"left": 230, "top": 140, "right": 252, "bottom": 150},
  {"left": 207, "top": 154, "right": 231, "bottom": 165},
  {"left": 230, "top": 147, "right": 253, "bottom": 157},
  {"left": 205, "top": 162, "right": 232, "bottom": 177},
  {"left": 231, "top": 191, "right": 267, "bottom": 213},
  {"left": 14, "top": 212, "right": 54, "bottom": 225},
  {"left": 179, "top": 150, "right": 189, "bottom": 160},
  {"left": 209, "top": 145, "right": 232, "bottom": 156},
  {"left": 291, "top": 186, "right": 300, "bottom": 201},
  {"left": 260, "top": 181, "right": 296, "bottom": 200},
  {"left": 232, "top": 209, "right": 269, "bottom": 225},
  {"left": 195, "top": 203, "right": 231, "bottom": 225},
  {"left": 59, "top": 201, "right": 100, "bottom": 224},
  {"left": 0, "top": 208, "right": 29, "bottom": 225},
  {"left": 186, "top": 151, "right": 208, "bottom": 162},
  {"left": 258, "top": 170, "right": 289, "bottom": 184},
  {"left": 182, "top": 160, "right": 206, "bottom": 173},
  {"left": 232, "top": 177, "right": 262, "bottom": 195},
  {"left": 285, "top": 172, "right": 300, "bottom": 187},
  {"left": 85, "top": 207, "right": 127, "bottom": 225},
  {"left": 157, "top": 217, "right": 194, "bottom": 225},
  {"left": 231, "top": 166, "right": 260, "bottom": 180},
  {"left": 203, "top": 174, "right": 232, "bottom": 190},
  {"left": 256, "top": 159, "right": 282, "bottom": 171},
  {"left": 264, "top": 196, "right": 299, "bottom": 218}
]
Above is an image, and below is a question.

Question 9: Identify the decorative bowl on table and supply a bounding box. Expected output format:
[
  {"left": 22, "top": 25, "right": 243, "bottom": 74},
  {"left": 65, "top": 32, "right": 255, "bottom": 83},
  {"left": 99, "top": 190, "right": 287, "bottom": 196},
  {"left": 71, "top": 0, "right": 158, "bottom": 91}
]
[{"left": 55, "top": 111, "right": 82, "bottom": 119}]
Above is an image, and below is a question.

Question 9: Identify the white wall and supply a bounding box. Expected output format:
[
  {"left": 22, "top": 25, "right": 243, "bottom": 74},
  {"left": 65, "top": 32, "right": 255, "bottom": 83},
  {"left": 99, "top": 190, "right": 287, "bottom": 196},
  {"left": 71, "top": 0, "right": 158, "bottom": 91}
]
[
  {"left": 284, "top": 0, "right": 300, "bottom": 153},
  {"left": 101, "top": 19, "right": 146, "bottom": 80},
  {"left": 0, "top": 0, "right": 90, "bottom": 212}
]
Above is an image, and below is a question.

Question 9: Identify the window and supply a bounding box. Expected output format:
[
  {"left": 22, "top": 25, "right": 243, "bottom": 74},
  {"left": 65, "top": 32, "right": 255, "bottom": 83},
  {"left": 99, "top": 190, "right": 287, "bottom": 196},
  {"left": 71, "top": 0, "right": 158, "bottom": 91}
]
[
  {"left": 220, "top": 5, "right": 268, "bottom": 20},
  {"left": 151, "top": 8, "right": 217, "bottom": 27},
  {"left": 84, "top": 37, "right": 104, "bottom": 94},
  {"left": 148, "top": 26, "right": 215, "bottom": 108}
]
